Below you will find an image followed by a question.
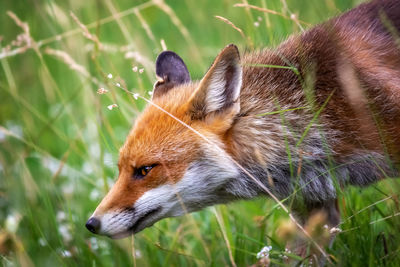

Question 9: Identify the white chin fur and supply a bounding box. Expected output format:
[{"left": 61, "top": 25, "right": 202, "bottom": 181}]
[{"left": 96, "top": 207, "right": 163, "bottom": 238}]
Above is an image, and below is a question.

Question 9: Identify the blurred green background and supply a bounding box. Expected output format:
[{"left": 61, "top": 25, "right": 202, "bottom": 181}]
[{"left": 1, "top": 0, "right": 399, "bottom": 266}]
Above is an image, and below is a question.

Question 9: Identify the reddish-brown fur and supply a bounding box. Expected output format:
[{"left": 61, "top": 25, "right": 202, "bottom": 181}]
[{"left": 89, "top": 0, "right": 400, "bottom": 241}]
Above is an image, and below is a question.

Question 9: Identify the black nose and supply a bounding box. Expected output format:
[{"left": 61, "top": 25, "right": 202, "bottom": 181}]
[{"left": 86, "top": 217, "right": 101, "bottom": 234}]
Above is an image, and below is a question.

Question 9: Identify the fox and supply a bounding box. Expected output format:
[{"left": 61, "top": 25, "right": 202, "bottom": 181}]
[{"left": 86, "top": 0, "right": 400, "bottom": 241}]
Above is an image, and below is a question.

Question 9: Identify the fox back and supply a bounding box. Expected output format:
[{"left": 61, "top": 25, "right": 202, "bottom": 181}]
[{"left": 86, "top": 0, "right": 400, "bottom": 238}]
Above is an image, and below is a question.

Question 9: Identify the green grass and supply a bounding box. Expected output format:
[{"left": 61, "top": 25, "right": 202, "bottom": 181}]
[{"left": 0, "top": 0, "right": 399, "bottom": 266}]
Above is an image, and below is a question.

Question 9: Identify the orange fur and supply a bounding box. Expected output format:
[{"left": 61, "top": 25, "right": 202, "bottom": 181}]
[{"left": 87, "top": 0, "right": 400, "bottom": 239}]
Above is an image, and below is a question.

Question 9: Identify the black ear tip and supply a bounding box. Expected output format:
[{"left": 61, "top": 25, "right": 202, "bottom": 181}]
[
  {"left": 155, "top": 50, "right": 190, "bottom": 84},
  {"left": 156, "top": 51, "right": 180, "bottom": 62},
  {"left": 226, "top": 43, "right": 238, "bottom": 49},
  {"left": 156, "top": 51, "right": 186, "bottom": 73}
]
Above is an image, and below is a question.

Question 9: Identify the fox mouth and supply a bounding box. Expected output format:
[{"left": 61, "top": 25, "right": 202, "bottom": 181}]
[{"left": 110, "top": 206, "right": 162, "bottom": 239}]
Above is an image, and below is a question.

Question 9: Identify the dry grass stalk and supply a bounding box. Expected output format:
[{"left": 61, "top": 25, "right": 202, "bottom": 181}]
[
  {"left": 104, "top": 0, "right": 135, "bottom": 45},
  {"left": 45, "top": 48, "right": 102, "bottom": 87},
  {"left": 124, "top": 51, "right": 154, "bottom": 72},
  {"left": 0, "top": 2, "right": 154, "bottom": 60},
  {"left": 45, "top": 48, "right": 89, "bottom": 77},
  {"left": 213, "top": 208, "right": 237, "bottom": 267},
  {"left": 160, "top": 39, "right": 167, "bottom": 51},
  {"left": 134, "top": 8, "right": 156, "bottom": 43},
  {"left": 234, "top": 3, "right": 310, "bottom": 26},
  {"left": 7, "top": 11, "right": 30, "bottom": 36},
  {"left": 0, "top": 11, "right": 36, "bottom": 59},
  {"left": 215, "top": 15, "right": 247, "bottom": 40},
  {"left": 70, "top": 11, "right": 103, "bottom": 49}
]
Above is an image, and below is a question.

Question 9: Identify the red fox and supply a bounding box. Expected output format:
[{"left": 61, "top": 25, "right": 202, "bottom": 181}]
[{"left": 86, "top": 0, "right": 400, "bottom": 239}]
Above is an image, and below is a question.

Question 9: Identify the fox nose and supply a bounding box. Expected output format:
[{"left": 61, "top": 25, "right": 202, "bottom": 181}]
[{"left": 86, "top": 217, "right": 101, "bottom": 234}]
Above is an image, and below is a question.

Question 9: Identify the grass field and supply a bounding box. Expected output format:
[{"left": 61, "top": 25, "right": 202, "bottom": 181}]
[{"left": 1, "top": 0, "right": 400, "bottom": 266}]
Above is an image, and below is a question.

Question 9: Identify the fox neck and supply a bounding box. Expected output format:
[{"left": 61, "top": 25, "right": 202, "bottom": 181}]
[
  {"left": 222, "top": 109, "right": 327, "bottom": 201},
  {"left": 220, "top": 44, "right": 326, "bottom": 201},
  {"left": 221, "top": 44, "right": 393, "bottom": 204},
  {"left": 222, "top": 110, "right": 393, "bottom": 207}
]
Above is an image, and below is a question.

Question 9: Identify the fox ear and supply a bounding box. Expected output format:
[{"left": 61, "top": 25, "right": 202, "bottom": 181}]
[
  {"left": 189, "top": 44, "right": 242, "bottom": 119},
  {"left": 153, "top": 51, "right": 191, "bottom": 98}
]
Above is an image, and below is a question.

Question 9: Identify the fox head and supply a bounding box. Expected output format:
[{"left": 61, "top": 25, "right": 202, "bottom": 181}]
[{"left": 86, "top": 44, "right": 245, "bottom": 238}]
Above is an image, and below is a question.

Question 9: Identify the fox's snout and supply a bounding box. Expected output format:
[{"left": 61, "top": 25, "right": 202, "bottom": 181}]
[
  {"left": 85, "top": 206, "right": 162, "bottom": 238},
  {"left": 85, "top": 217, "right": 101, "bottom": 234}
]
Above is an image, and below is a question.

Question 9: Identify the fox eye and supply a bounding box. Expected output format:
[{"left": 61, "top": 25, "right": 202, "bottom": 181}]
[{"left": 133, "top": 165, "right": 156, "bottom": 179}]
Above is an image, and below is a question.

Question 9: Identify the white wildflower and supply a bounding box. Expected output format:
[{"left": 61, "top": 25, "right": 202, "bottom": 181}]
[
  {"left": 330, "top": 227, "right": 342, "bottom": 234},
  {"left": 133, "top": 93, "right": 139, "bottom": 100},
  {"left": 257, "top": 16, "right": 262, "bottom": 21},
  {"left": 60, "top": 249, "right": 72, "bottom": 257},
  {"left": 116, "top": 82, "right": 121, "bottom": 87},
  {"left": 107, "top": 73, "right": 113, "bottom": 79},
  {"left": 97, "top": 88, "right": 108, "bottom": 94},
  {"left": 107, "top": 104, "right": 118, "bottom": 110},
  {"left": 323, "top": 224, "right": 329, "bottom": 229},
  {"left": 290, "top": 14, "right": 297, "bottom": 20},
  {"left": 256, "top": 246, "right": 272, "bottom": 259},
  {"left": 279, "top": 252, "right": 289, "bottom": 260},
  {"left": 132, "top": 66, "right": 138, "bottom": 72},
  {"left": 139, "top": 68, "right": 144, "bottom": 74},
  {"left": 148, "top": 91, "right": 153, "bottom": 96},
  {"left": 254, "top": 21, "right": 260, "bottom": 27}
]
